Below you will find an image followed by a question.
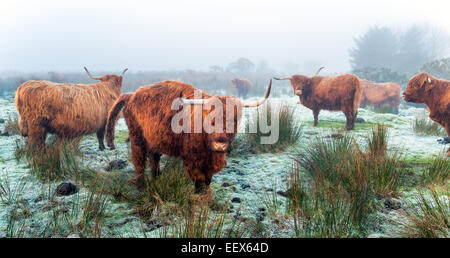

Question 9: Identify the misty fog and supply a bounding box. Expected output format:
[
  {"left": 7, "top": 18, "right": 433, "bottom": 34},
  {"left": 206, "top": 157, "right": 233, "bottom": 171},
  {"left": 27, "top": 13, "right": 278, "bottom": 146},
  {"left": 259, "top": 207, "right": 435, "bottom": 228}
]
[{"left": 1, "top": 0, "right": 449, "bottom": 75}]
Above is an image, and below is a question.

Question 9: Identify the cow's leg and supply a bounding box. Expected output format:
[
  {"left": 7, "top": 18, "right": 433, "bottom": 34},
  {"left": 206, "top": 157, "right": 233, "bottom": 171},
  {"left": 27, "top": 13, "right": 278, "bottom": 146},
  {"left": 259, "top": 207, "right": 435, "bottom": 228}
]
[
  {"left": 28, "top": 125, "right": 47, "bottom": 148},
  {"left": 97, "top": 126, "right": 105, "bottom": 150},
  {"left": 313, "top": 109, "right": 320, "bottom": 126},
  {"left": 96, "top": 126, "right": 106, "bottom": 151},
  {"left": 344, "top": 110, "right": 355, "bottom": 130},
  {"left": 184, "top": 161, "right": 207, "bottom": 194},
  {"left": 130, "top": 137, "right": 147, "bottom": 191},
  {"left": 148, "top": 152, "right": 161, "bottom": 178}
]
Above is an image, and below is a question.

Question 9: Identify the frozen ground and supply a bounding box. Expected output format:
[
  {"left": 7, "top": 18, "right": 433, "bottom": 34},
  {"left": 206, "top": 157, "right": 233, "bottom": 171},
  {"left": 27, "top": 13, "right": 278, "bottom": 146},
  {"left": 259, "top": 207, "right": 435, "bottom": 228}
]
[{"left": 0, "top": 93, "right": 448, "bottom": 237}]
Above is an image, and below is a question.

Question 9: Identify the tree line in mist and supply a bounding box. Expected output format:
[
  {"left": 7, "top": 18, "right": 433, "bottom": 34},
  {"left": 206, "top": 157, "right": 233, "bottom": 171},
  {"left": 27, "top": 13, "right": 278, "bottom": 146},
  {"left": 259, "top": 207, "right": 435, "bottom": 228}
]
[{"left": 0, "top": 23, "right": 448, "bottom": 96}]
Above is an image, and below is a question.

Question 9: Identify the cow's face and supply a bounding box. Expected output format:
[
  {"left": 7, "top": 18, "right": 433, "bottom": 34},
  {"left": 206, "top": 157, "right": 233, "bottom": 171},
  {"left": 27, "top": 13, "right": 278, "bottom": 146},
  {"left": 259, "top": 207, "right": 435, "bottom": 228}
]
[
  {"left": 100, "top": 75, "right": 124, "bottom": 88},
  {"left": 203, "top": 97, "right": 242, "bottom": 153},
  {"left": 403, "top": 72, "right": 432, "bottom": 103},
  {"left": 289, "top": 75, "right": 311, "bottom": 96}
]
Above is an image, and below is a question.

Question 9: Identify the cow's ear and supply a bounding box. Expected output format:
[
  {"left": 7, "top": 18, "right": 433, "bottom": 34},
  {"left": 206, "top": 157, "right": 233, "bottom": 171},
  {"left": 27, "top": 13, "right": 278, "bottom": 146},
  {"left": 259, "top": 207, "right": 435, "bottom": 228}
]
[
  {"left": 305, "top": 79, "right": 312, "bottom": 86},
  {"left": 425, "top": 77, "right": 434, "bottom": 91}
]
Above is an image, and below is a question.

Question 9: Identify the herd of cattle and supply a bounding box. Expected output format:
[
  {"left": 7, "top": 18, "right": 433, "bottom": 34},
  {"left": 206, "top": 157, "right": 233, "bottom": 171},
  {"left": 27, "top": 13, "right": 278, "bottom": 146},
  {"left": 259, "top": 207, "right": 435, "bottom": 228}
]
[{"left": 13, "top": 67, "right": 450, "bottom": 192}]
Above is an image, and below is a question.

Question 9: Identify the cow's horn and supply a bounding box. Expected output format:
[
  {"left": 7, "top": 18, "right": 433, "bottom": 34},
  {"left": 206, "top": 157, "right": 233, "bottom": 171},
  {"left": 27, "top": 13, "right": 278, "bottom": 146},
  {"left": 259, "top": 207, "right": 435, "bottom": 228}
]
[
  {"left": 84, "top": 67, "right": 102, "bottom": 80},
  {"left": 427, "top": 77, "right": 431, "bottom": 84},
  {"left": 312, "top": 66, "right": 325, "bottom": 77},
  {"left": 121, "top": 68, "right": 128, "bottom": 76},
  {"left": 180, "top": 98, "right": 207, "bottom": 105},
  {"left": 243, "top": 79, "right": 272, "bottom": 107},
  {"left": 273, "top": 77, "right": 291, "bottom": 80}
]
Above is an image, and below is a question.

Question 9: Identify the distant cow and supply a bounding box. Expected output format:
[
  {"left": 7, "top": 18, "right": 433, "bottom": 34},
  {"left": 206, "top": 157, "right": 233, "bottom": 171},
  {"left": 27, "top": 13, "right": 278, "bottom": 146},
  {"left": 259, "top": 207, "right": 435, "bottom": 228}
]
[
  {"left": 403, "top": 72, "right": 450, "bottom": 157},
  {"left": 274, "top": 67, "right": 361, "bottom": 130},
  {"left": 15, "top": 67, "right": 127, "bottom": 150},
  {"left": 105, "top": 80, "right": 272, "bottom": 192},
  {"left": 231, "top": 78, "right": 252, "bottom": 98},
  {"left": 359, "top": 79, "right": 401, "bottom": 111}
]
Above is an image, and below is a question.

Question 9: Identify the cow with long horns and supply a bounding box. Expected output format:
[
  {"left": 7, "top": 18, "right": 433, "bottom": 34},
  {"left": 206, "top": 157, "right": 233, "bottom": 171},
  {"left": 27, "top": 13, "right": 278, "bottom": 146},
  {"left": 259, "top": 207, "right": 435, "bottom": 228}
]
[
  {"left": 403, "top": 72, "right": 450, "bottom": 157},
  {"left": 105, "top": 79, "right": 272, "bottom": 192},
  {"left": 231, "top": 78, "right": 252, "bottom": 98},
  {"left": 15, "top": 67, "right": 127, "bottom": 149},
  {"left": 274, "top": 67, "right": 361, "bottom": 130}
]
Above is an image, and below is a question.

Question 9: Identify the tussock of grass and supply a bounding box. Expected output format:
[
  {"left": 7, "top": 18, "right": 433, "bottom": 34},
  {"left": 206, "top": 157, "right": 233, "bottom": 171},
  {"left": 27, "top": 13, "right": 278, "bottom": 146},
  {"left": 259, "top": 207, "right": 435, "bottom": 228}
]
[
  {"left": 400, "top": 187, "right": 449, "bottom": 238},
  {"left": 4, "top": 115, "right": 20, "bottom": 135},
  {"left": 413, "top": 115, "right": 446, "bottom": 137},
  {"left": 136, "top": 159, "right": 195, "bottom": 217},
  {"left": 38, "top": 181, "right": 111, "bottom": 238},
  {"left": 1, "top": 176, "right": 111, "bottom": 238},
  {"left": 159, "top": 196, "right": 249, "bottom": 238},
  {"left": 422, "top": 154, "right": 450, "bottom": 185},
  {"left": 234, "top": 104, "right": 302, "bottom": 154},
  {"left": 296, "top": 125, "right": 404, "bottom": 197},
  {"left": 0, "top": 176, "right": 29, "bottom": 238},
  {"left": 14, "top": 138, "right": 92, "bottom": 181},
  {"left": 287, "top": 163, "right": 362, "bottom": 237},
  {"left": 289, "top": 124, "right": 405, "bottom": 237}
]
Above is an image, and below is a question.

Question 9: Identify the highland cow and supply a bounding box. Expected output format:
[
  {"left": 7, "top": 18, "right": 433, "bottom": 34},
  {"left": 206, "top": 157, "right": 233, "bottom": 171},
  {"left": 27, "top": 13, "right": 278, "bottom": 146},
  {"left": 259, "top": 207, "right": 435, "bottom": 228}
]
[
  {"left": 274, "top": 67, "right": 362, "bottom": 130},
  {"left": 231, "top": 78, "right": 252, "bottom": 98},
  {"left": 15, "top": 67, "right": 127, "bottom": 150},
  {"left": 359, "top": 79, "right": 401, "bottom": 112},
  {"left": 105, "top": 80, "right": 272, "bottom": 192},
  {"left": 403, "top": 72, "right": 450, "bottom": 157}
]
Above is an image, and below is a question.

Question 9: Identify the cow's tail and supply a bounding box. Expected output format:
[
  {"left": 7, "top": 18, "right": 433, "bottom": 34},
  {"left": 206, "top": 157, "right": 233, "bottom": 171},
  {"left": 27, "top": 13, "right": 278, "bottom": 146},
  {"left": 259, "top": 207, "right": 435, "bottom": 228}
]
[
  {"left": 14, "top": 88, "right": 28, "bottom": 137},
  {"left": 353, "top": 77, "right": 362, "bottom": 114},
  {"left": 106, "top": 93, "right": 132, "bottom": 149}
]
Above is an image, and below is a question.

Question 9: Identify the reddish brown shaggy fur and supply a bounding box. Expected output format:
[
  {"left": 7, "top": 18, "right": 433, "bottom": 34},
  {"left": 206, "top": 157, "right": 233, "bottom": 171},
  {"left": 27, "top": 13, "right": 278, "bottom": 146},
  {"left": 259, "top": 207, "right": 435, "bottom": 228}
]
[
  {"left": 105, "top": 80, "right": 270, "bottom": 192},
  {"left": 15, "top": 73, "right": 125, "bottom": 150},
  {"left": 359, "top": 79, "right": 401, "bottom": 110},
  {"left": 231, "top": 78, "right": 252, "bottom": 98},
  {"left": 276, "top": 74, "right": 361, "bottom": 130},
  {"left": 403, "top": 72, "right": 450, "bottom": 157}
]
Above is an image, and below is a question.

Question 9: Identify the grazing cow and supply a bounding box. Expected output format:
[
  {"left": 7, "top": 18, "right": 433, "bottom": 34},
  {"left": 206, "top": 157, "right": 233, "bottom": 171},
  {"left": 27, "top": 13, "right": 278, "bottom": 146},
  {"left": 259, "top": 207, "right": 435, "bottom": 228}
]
[
  {"left": 403, "top": 72, "right": 450, "bottom": 157},
  {"left": 105, "top": 80, "right": 272, "bottom": 192},
  {"left": 359, "top": 79, "right": 401, "bottom": 111},
  {"left": 15, "top": 67, "right": 127, "bottom": 150},
  {"left": 274, "top": 67, "right": 362, "bottom": 130},
  {"left": 231, "top": 78, "right": 252, "bottom": 98}
]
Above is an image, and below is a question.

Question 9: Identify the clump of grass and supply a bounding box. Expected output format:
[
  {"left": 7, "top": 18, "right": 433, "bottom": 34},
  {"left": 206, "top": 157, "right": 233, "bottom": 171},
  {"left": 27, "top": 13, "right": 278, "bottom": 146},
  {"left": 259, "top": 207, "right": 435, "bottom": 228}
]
[
  {"left": 260, "top": 185, "right": 284, "bottom": 218},
  {"left": 422, "top": 154, "right": 450, "bottom": 185},
  {"left": 40, "top": 181, "right": 111, "bottom": 238},
  {"left": 0, "top": 176, "right": 30, "bottom": 238},
  {"left": 400, "top": 187, "right": 449, "bottom": 238},
  {"left": 159, "top": 196, "right": 249, "bottom": 238},
  {"left": 14, "top": 137, "right": 88, "bottom": 181},
  {"left": 297, "top": 124, "right": 404, "bottom": 197},
  {"left": 287, "top": 163, "right": 362, "bottom": 237},
  {"left": 290, "top": 124, "right": 405, "bottom": 236},
  {"left": 413, "top": 115, "right": 446, "bottom": 137},
  {"left": 245, "top": 104, "right": 303, "bottom": 153},
  {"left": 0, "top": 174, "right": 27, "bottom": 206},
  {"left": 132, "top": 158, "right": 195, "bottom": 219},
  {"left": 4, "top": 114, "right": 20, "bottom": 135},
  {"left": 367, "top": 124, "right": 388, "bottom": 158}
]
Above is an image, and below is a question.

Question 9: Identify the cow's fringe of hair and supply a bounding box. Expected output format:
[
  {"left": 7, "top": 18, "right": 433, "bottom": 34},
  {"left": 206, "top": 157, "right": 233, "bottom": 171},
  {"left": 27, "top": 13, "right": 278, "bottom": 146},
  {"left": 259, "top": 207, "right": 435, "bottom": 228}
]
[{"left": 105, "top": 93, "right": 132, "bottom": 149}]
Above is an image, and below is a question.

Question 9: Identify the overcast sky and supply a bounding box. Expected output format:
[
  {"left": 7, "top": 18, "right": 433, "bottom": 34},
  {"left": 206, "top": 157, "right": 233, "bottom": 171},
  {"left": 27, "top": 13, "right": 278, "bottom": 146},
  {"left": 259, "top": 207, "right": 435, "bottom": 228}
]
[{"left": 0, "top": 0, "right": 449, "bottom": 73}]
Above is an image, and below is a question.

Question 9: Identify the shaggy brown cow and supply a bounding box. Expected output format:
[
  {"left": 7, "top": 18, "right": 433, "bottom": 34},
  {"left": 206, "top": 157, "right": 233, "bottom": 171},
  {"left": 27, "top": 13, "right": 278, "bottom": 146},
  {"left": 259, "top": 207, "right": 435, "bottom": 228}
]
[
  {"left": 231, "top": 78, "right": 252, "bottom": 98},
  {"left": 105, "top": 80, "right": 272, "bottom": 192},
  {"left": 403, "top": 72, "right": 450, "bottom": 157},
  {"left": 274, "top": 67, "right": 361, "bottom": 130},
  {"left": 359, "top": 79, "right": 401, "bottom": 111},
  {"left": 15, "top": 67, "right": 127, "bottom": 150}
]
